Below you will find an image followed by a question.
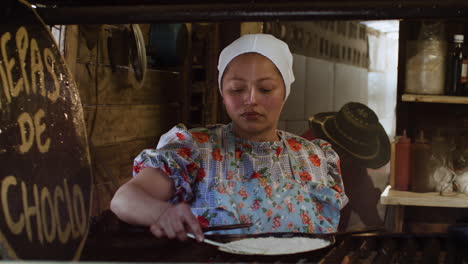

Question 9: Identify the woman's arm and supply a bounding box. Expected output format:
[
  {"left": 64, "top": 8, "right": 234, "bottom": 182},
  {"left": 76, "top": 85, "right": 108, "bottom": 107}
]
[
  {"left": 110, "top": 167, "right": 204, "bottom": 241},
  {"left": 110, "top": 167, "right": 174, "bottom": 226}
]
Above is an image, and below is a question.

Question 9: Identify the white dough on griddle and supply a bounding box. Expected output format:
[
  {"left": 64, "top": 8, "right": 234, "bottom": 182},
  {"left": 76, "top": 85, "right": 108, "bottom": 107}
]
[{"left": 219, "top": 237, "right": 331, "bottom": 255}]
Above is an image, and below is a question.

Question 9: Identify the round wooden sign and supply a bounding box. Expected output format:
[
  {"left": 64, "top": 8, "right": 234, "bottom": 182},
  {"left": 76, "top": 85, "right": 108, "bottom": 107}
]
[{"left": 0, "top": 0, "right": 92, "bottom": 260}]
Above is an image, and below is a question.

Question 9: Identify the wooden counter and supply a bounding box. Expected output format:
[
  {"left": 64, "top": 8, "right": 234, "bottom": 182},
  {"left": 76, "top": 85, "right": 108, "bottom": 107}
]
[{"left": 381, "top": 185, "right": 468, "bottom": 208}]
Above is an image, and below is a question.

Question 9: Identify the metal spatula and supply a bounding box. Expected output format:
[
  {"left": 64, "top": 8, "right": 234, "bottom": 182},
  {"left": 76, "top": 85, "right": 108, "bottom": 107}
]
[
  {"left": 187, "top": 233, "right": 267, "bottom": 255},
  {"left": 187, "top": 233, "right": 225, "bottom": 247}
]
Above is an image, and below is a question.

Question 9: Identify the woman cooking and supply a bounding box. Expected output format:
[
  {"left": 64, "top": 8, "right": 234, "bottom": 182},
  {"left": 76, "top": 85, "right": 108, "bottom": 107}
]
[{"left": 110, "top": 34, "right": 348, "bottom": 242}]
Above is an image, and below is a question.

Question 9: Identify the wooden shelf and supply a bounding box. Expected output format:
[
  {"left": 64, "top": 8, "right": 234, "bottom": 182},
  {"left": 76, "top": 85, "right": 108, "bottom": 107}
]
[
  {"left": 380, "top": 185, "right": 468, "bottom": 208},
  {"left": 402, "top": 94, "right": 468, "bottom": 104}
]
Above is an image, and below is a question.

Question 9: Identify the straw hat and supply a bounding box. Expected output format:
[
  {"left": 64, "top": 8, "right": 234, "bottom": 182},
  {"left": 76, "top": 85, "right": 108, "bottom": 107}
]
[{"left": 309, "top": 102, "right": 390, "bottom": 169}]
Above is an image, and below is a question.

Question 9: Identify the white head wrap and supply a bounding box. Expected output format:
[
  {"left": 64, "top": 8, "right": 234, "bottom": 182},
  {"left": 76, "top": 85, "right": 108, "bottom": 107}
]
[{"left": 217, "top": 34, "right": 295, "bottom": 101}]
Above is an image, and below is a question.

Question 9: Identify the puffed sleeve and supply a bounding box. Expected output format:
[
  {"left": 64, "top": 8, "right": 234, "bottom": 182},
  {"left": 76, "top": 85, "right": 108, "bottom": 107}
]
[
  {"left": 313, "top": 139, "right": 349, "bottom": 210},
  {"left": 133, "top": 124, "right": 205, "bottom": 203}
]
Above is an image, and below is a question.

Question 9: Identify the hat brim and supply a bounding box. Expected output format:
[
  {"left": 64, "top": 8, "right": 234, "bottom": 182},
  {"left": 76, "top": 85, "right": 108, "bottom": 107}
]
[{"left": 309, "top": 112, "right": 390, "bottom": 169}]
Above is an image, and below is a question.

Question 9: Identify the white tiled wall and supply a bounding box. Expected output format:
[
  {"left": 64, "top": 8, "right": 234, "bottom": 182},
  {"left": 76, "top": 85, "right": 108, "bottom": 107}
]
[
  {"left": 280, "top": 56, "right": 369, "bottom": 136},
  {"left": 368, "top": 71, "right": 397, "bottom": 139},
  {"left": 277, "top": 120, "right": 287, "bottom": 131},
  {"left": 280, "top": 33, "right": 398, "bottom": 140},
  {"left": 281, "top": 54, "right": 307, "bottom": 121},
  {"left": 304, "top": 57, "right": 334, "bottom": 117},
  {"left": 285, "top": 120, "right": 309, "bottom": 136},
  {"left": 367, "top": 33, "right": 399, "bottom": 140},
  {"left": 334, "top": 63, "right": 369, "bottom": 110}
]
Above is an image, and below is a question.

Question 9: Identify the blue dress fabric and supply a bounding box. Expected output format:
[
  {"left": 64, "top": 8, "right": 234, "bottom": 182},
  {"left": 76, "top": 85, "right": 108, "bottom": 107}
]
[{"left": 133, "top": 123, "right": 348, "bottom": 234}]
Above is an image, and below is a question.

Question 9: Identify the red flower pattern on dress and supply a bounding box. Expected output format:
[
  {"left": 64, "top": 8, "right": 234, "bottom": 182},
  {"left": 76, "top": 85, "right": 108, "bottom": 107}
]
[
  {"left": 273, "top": 217, "right": 282, "bottom": 228},
  {"left": 216, "top": 184, "right": 226, "bottom": 194},
  {"left": 264, "top": 185, "right": 272, "bottom": 197},
  {"left": 299, "top": 171, "right": 312, "bottom": 182},
  {"left": 288, "top": 222, "right": 294, "bottom": 229},
  {"left": 163, "top": 164, "right": 172, "bottom": 175},
  {"left": 287, "top": 202, "right": 294, "bottom": 212},
  {"left": 296, "top": 194, "right": 304, "bottom": 203},
  {"left": 181, "top": 171, "right": 189, "bottom": 183},
  {"left": 212, "top": 148, "right": 223, "bottom": 161},
  {"left": 195, "top": 168, "right": 206, "bottom": 183},
  {"left": 301, "top": 212, "right": 311, "bottom": 224},
  {"left": 192, "top": 131, "right": 209, "bottom": 143},
  {"left": 238, "top": 188, "right": 248, "bottom": 198},
  {"left": 177, "top": 148, "right": 192, "bottom": 159},
  {"left": 133, "top": 161, "right": 145, "bottom": 174},
  {"left": 275, "top": 147, "right": 282, "bottom": 157},
  {"left": 241, "top": 143, "right": 252, "bottom": 149},
  {"left": 235, "top": 149, "right": 242, "bottom": 159},
  {"left": 240, "top": 214, "right": 249, "bottom": 223},
  {"left": 266, "top": 209, "right": 273, "bottom": 217},
  {"left": 316, "top": 201, "right": 323, "bottom": 213},
  {"left": 250, "top": 172, "right": 261, "bottom": 179},
  {"left": 197, "top": 215, "right": 209, "bottom": 228},
  {"left": 238, "top": 202, "right": 244, "bottom": 208},
  {"left": 287, "top": 139, "right": 302, "bottom": 151},
  {"left": 252, "top": 200, "right": 261, "bottom": 210},
  {"left": 176, "top": 132, "right": 185, "bottom": 141},
  {"left": 186, "top": 162, "right": 197, "bottom": 173},
  {"left": 308, "top": 154, "right": 321, "bottom": 167},
  {"left": 332, "top": 184, "right": 343, "bottom": 193}
]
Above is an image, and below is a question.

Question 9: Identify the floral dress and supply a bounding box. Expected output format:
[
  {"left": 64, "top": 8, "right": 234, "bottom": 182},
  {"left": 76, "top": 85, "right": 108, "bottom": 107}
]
[{"left": 133, "top": 123, "right": 348, "bottom": 234}]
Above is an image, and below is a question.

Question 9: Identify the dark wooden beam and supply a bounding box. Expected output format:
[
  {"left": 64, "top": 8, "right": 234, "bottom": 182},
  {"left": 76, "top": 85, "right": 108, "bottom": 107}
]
[{"left": 26, "top": 1, "right": 468, "bottom": 24}]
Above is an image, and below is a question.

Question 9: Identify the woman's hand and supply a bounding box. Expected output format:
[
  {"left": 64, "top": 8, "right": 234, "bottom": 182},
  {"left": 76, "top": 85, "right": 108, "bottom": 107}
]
[{"left": 150, "top": 202, "right": 204, "bottom": 242}]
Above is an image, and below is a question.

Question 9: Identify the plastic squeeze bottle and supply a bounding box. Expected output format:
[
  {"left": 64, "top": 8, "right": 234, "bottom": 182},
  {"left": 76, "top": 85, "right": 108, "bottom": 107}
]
[
  {"left": 395, "top": 130, "right": 411, "bottom": 191},
  {"left": 411, "top": 130, "right": 432, "bottom": 192}
]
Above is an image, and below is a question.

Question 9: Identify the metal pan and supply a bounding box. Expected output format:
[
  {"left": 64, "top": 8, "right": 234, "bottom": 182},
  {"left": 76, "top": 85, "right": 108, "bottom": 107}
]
[
  {"left": 205, "top": 232, "right": 336, "bottom": 262},
  {"left": 204, "top": 227, "right": 385, "bottom": 262}
]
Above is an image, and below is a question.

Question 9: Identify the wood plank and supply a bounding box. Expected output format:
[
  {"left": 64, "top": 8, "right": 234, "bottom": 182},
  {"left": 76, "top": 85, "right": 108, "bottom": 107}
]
[
  {"left": 381, "top": 185, "right": 468, "bottom": 208},
  {"left": 408, "top": 222, "right": 450, "bottom": 233},
  {"left": 75, "top": 64, "right": 182, "bottom": 105},
  {"left": 90, "top": 137, "right": 157, "bottom": 216},
  {"left": 83, "top": 104, "right": 181, "bottom": 147},
  {"left": 64, "top": 25, "right": 79, "bottom": 78},
  {"left": 92, "top": 137, "right": 157, "bottom": 183},
  {"left": 77, "top": 25, "right": 109, "bottom": 65},
  {"left": 394, "top": 206, "right": 404, "bottom": 232},
  {"left": 74, "top": 24, "right": 183, "bottom": 106},
  {"left": 402, "top": 94, "right": 468, "bottom": 104},
  {"left": 389, "top": 141, "right": 396, "bottom": 188}
]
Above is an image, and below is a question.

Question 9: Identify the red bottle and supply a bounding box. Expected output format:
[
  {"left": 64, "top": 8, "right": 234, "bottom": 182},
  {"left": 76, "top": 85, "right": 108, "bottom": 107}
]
[{"left": 395, "top": 130, "right": 411, "bottom": 191}]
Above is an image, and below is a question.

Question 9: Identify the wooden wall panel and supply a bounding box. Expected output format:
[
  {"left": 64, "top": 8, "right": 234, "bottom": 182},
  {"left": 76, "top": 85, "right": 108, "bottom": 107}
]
[
  {"left": 75, "top": 64, "right": 182, "bottom": 105},
  {"left": 83, "top": 104, "right": 181, "bottom": 147},
  {"left": 64, "top": 25, "right": 79, "bottom": 77},
  {"left": 90, "top": 137, "right": 157, "bottom": 215},
  {"left": 92, "top": 138, "right": 157, "bottom": 183},
  {"left": 67, "top": 24, "right": 185, "bottom": 216}
]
